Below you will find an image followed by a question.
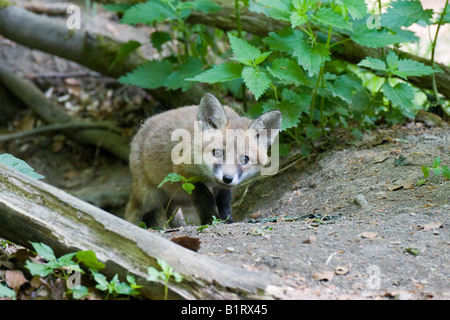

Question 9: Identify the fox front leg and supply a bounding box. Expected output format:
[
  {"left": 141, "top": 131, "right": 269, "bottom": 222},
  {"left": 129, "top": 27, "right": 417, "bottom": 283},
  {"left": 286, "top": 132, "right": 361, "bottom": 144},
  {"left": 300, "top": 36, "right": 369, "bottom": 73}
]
[
  {"left": 190, "top": 183, "right": 219, "bottom": 225},
  {"left": 215, "top": 189, "right": 233, "bottom": 223}
]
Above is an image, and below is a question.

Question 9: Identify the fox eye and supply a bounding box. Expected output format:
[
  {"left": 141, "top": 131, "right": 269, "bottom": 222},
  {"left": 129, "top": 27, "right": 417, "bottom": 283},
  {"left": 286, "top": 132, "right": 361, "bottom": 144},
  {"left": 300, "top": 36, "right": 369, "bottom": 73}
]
[
  {"left": 212, "top": 149, "right": 223, "bottom": 158},
  {"left": 240, "top": 155, "right": 249, "bottom": 165}
]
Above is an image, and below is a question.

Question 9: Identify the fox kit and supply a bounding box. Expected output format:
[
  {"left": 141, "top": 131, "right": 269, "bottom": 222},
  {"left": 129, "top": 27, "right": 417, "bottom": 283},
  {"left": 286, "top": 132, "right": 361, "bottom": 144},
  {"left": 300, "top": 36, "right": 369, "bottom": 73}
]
[{"left": 125, "top": 93, "right": 281, "bottom": 227}]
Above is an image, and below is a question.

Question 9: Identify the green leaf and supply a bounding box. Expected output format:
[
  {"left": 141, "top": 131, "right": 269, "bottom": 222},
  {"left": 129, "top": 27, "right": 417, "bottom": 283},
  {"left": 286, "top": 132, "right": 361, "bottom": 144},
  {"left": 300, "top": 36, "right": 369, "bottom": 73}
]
[
  {"left": 395, "top": 58, "right": 438, "bottom": 79},
  {"left": 255, "top": 0, "right": 292, "bottom": 22},
  {"left": 441, "top": 166, "right": 450, "bottom": 179},
  {"left": 267, "top": 58, "right": 309, "bottom": 85},
  {"left": 263, "top": 28, "right": 303, "bottom": 53},
  {"left": 228, "top": 33, "right": 262, "bottom": 66},
  {"left": 25, "top": 261, "right": 54, "bottom": 277},
  {"left": 57, "top": 252, "right": 78, "bottom": 268},
  {"left": 358, "top": 57, "right": 386, "bottom": 72},
  {"left": 158, "top": 173, "right": 184, "bottom": 188},
  {"left": 147, "top": 266, "right": 163, "bottom": 282},
  {"left": 150, "top": 31, "right": 172, "bottom": 51},
  {"left": 76, "top": 250, "right": 106, "bottom": 271},
  {"left": 254, "top": 51, "right": 272, "bottom": 65},
  {"left": 382, "top": 82, "right": 415, "bottom": 119},
  {"left": 241, "top": 66, "right": 271, "bottom": 100},
  {"left": 0, "top": 154, "right": 45, "bottom": 180},
  {"left": 328, "top": 74, "right": 364, "bottom": 104},
  {"left": 351, "top": 19, "right": 413, "bottom": 48},
  {"left": 188, "top": 63, "right": 243, "bottom": 83},
  {"left": 69, "top": 285, "right": 90, "bottom": 300},
  {"left": 118, "top": 59, "right": 173, "bottom": 90},
  {"left": 182, "top": 182, "right": 195, "bottom": 195},
  {"left": 290, "top": 10, "right": 309, "bottom": 28},
  {"left": 0, "top": 283, "right": 16, "bottom": 300},
  {"left": 30, "top": 242, "right": 56, "bottom": 261},
  {"left": 433, "top": 156, "right": 442, "bottom": 167},
  {"left": 164, "top": 57, "right": 204, "bottom": 91},
  {"left": 313, "top": 7, "right": 352, "bottom": 31},
  {"left": 102, "top": 4, "right": 132, "bottom": 14},
  {"left": 191, "top": 0, "right": 222, "bottom": 13},
  {"left": 110, "top": 40, "right": 141, "bottom": 71},
  {"left": 121, "top": 1, "right": 175, "bottom": 25},
  {"left": 92, "top": 271, "right": 109, "bottom": 291},
  {"left": 305, "top": 124, "right": 322, "bottom": 140},
  {"left": 293, "top": 41, "right": 330, "bottom": 77},
  {"left": 344, "top": 0, "right": 367, "bottom": 20},
  {"left": 421, "top": 165, "right": 430, "bottom": 179},
  {"left": 381, "top": 0, "right": 433, "bottom": 29},
  {"left": 261, "top": 98, "right": 305, "bottom": 131}
]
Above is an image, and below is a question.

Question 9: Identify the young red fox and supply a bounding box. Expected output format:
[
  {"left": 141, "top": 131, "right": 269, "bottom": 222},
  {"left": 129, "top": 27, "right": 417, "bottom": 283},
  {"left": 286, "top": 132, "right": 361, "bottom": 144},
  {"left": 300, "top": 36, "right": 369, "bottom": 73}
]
[{"left": 125, "top": 93, "right": 281, "bottom": 227}]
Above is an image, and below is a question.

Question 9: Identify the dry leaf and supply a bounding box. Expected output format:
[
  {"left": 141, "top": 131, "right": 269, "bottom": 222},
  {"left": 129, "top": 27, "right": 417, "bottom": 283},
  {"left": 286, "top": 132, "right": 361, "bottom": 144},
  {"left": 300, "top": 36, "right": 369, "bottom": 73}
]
[
  {"left": 388, "top": 185, "right": 403, "bottom": 191},
  {"left": 361, "top": 232, "right": 378, "bottom": 239},
  {"left": 335, "top": 266, "right": 349, "bottom": 275},
  {"left": 313, "top": 270, "right": 334, "bottom": 282},
  {"left": 170, "top": 235, "right": 201, "bottom": 252},
  {"left": 403, "top": 181, "right": 414, "bottom": 189},
  {"left": 423, "top": 222, "right": 444, "bottom": 231},
  {"left": 5, "top": 270, "right": 28, "bottom": 292}
]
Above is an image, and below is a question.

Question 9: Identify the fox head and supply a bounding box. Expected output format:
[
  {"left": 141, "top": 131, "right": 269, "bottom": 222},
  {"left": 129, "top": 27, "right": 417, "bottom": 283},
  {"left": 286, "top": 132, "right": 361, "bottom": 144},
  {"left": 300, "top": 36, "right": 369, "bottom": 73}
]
[{"left": 196, "top": 93, "right": 282, "bottom": 187}]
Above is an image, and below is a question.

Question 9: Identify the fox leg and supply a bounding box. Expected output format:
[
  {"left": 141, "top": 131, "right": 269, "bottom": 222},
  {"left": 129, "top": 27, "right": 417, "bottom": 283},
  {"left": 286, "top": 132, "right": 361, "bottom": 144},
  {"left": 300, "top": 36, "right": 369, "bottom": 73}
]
[
  {"left": 215, "top": 189, "right": 233, "bottom": 223},
  {"left": 190, "top": 182, "right": 219, "bottom": 225}
]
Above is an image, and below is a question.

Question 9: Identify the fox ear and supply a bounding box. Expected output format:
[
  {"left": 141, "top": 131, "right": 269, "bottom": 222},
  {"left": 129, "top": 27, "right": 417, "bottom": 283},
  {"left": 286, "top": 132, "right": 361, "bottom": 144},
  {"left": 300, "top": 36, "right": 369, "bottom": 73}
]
[
  {"left": 198, "top": 93, "right": 227, "bottom": 130},
  {"left": 250, "top": 110, "right": 282, "bottom": 146}
]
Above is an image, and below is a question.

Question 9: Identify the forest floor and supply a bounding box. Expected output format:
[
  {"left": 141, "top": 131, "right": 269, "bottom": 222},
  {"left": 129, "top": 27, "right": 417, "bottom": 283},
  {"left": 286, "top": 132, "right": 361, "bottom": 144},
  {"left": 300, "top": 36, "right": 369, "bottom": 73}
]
[{"left": 1, "top": 2, "right": 449, "bottom": 300}]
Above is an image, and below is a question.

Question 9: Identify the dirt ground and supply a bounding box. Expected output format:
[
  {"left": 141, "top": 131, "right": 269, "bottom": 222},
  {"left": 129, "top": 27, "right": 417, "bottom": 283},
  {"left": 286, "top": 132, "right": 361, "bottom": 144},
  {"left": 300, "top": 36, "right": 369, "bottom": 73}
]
[{"left": 1, "top": 2, "right": 449, "bottom": 300}]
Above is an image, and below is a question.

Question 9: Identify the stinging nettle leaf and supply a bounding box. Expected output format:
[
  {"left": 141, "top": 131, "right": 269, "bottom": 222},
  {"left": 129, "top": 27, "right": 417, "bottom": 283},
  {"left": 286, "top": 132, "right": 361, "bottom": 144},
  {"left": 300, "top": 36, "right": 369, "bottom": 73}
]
[
  {"left": 313, "top": 7, "right": 353, "bottom": 31},
  {"left": 344, "top": 0, "right": 367, "bottom": 20},
  {"left": 118, "top": 59, "right": 173, "bottom": 90},
  {"left": 382, "top": 82, "right": 415, "bottom": 119},
  {"left": 293, "top": 41, "right": 330, "bottom": 77},
  {"left": 242, "top": 66, "right": 271, "bottom": 100},
  {"left": 381, "top": 0, "right": 433, "bottom": 29},
  {"left": 121, "top": 1, "right": 175, "bottom": 25},
  {"left": 357, "top": 57, "right": 386, "bottom": 72},
  {"left": 228, "top": 33, "right": 262, "bottom": 66},
  {"left": 267, "top": 58, "right": 309, "bottom": 85},
  {"left": 188, "top": 63, "right": 244, "bottom": 83}
]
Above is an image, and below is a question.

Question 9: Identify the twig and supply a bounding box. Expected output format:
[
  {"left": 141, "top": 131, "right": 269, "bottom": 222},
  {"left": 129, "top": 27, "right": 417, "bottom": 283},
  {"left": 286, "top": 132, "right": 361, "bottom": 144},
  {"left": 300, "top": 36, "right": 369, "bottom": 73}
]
[{"left": 0, "top": 122, "right": 122, "bottom": 143}]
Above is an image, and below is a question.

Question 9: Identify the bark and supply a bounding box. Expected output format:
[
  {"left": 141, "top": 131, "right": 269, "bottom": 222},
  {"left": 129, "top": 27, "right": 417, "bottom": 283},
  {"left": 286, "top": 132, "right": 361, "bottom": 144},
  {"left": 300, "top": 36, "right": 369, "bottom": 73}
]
[
  {"left": 0, "top": 64, "right": 131, "bottom": 162},
  {"left": 94, "top": 0, "right": 450, "bottom": 99},
  {"left": 0, "top": 163, "right": 282, "bottom": 299}
]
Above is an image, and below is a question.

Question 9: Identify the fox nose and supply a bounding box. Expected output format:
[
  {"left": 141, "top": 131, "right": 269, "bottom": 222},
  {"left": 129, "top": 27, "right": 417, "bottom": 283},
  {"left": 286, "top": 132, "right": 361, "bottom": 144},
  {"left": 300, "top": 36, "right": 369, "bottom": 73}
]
[{"left": 222, "top": 175, "right": 233, "bottom": 184}]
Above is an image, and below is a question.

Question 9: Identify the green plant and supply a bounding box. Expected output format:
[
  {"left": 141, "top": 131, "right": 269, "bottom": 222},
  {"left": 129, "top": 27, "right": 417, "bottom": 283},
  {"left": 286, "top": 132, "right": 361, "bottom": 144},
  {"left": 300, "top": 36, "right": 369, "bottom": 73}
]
[
  {"left": 115, "top": 0, "right": 449, "bottom": 156},
  {"left": 116, "top": 0, "right": 222, "bottom": 92},
  {"left": 0, "top": 154, "right": 45, "bottom": 180},
  {"left": 91, "top": 272, "right": 142, "bottom": 299},
  {"left": 418, "top": 156, "right": 450, "bottom": 186},
  {"left": 158, "top": 172, "right": 203, "bottom": 228},
  {"left": 147, "top": 258, "right": 183, "bottom": 300},
  {"left": 24, "top": 242, "right": 144, "bottom": 300},
  {"left": 0, "top": 283, "right": 16, "bottom": 300},
  {"left": 196, "top": 215, "right": 228, "bottom": 232}
]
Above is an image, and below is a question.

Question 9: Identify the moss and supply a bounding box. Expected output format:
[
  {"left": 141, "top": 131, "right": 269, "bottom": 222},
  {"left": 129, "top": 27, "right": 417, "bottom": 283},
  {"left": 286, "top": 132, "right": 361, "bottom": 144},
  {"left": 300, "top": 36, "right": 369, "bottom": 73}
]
[{"left": 0, "top": 0, "right": 12, "bottom": 9}]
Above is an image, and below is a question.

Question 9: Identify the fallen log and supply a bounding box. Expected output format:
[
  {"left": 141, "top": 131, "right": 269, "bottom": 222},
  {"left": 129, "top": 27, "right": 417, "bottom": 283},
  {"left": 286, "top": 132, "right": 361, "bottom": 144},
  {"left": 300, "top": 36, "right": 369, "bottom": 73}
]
[
  {"left": 0, "top": 163, "right": 282, "bottom": 299},
  {"left": 0, "top": 64, "right": 130, "bottom": 162},
  {"left": 0, "top": 5, "right": 204, "bottom": 105}
]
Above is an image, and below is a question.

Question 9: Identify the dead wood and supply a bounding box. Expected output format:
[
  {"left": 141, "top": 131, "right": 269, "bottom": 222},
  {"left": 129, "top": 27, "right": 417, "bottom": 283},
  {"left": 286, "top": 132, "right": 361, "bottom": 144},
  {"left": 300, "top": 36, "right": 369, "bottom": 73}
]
[{"left": 0, "top": 163, "right": 282, "bottom": 299}]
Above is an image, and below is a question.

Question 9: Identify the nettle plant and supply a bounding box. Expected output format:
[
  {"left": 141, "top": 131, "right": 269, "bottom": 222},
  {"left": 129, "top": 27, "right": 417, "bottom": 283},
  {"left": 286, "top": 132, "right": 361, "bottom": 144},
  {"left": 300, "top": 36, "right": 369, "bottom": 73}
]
[{"left": 116, "top": 0, "right": 448, "bottom": 153}]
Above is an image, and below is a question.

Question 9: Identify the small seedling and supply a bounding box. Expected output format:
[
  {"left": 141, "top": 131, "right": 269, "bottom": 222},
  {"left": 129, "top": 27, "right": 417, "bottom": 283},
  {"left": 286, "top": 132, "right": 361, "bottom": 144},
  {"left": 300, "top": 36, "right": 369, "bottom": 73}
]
[
  {"left": 147, "top": 259, "right": 183, "bottom": 300},
  {"left": 196, "top": 215, "right": 228, "bottom": 232},
  {"left": 417, "top": 156, "right": 450, "bottom": 186},
  {"left": 92, "top": 272, "right": 141, "bottom": 299}
]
